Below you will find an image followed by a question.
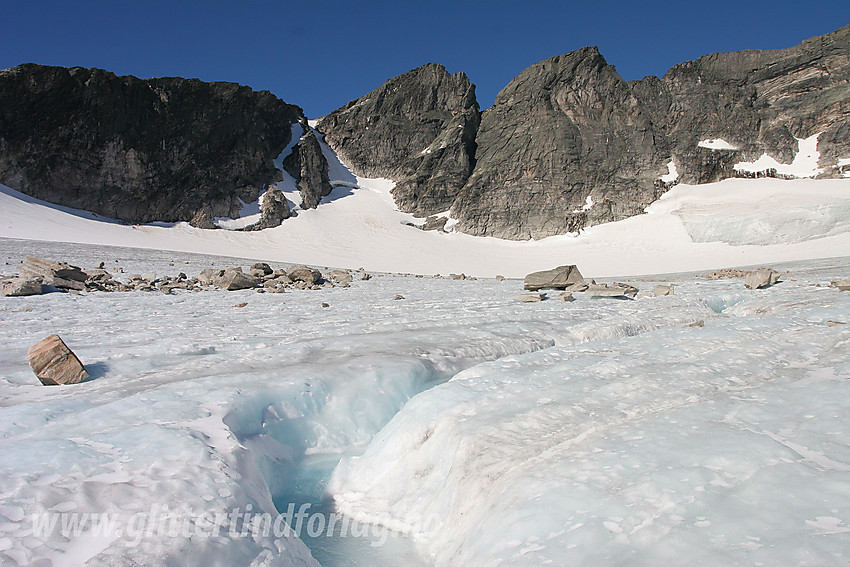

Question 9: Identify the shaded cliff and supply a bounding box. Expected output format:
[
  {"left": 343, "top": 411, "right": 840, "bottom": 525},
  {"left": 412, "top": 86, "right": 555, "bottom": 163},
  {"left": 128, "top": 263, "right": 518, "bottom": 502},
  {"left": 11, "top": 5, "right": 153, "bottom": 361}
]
[{"left": 0, "top": 64, "right": 321, "bottom": 227}]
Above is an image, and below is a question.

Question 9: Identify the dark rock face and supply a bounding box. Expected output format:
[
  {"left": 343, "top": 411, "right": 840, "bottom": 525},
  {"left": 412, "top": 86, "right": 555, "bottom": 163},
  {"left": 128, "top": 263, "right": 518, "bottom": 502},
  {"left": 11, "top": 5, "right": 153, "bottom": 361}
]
[
  {"left": 316, "top": 63, "right": 480, "bottom": 216},
  {"left": 283, "top": 120, "right": 333, "bottom": 209},
  {"left": 0, "top": 64, "right": 305, "bottom": 226},
  {"left": 3, "top": 26, "right": 847, "bottom": 241},
  {"left": 455, "top": 25, "right": 850, "bottom": 239}
]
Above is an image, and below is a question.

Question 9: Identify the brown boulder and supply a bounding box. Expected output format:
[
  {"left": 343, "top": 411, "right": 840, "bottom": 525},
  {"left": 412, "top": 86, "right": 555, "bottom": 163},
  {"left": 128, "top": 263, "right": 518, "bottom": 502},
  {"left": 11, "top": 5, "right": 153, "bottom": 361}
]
[
  {"left": 1, "top": 277, "right": 43, "bottom": 297},
  {"left": 27, "top": 335, "right": 89, "bottom": 385}
]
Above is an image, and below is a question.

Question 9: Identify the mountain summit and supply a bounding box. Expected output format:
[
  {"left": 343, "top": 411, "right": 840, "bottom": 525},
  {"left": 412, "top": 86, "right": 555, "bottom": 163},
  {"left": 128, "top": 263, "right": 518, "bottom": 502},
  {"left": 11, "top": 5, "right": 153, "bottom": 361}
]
[{"left": 318, "top": 25, "right": 850, "bottom": 239}]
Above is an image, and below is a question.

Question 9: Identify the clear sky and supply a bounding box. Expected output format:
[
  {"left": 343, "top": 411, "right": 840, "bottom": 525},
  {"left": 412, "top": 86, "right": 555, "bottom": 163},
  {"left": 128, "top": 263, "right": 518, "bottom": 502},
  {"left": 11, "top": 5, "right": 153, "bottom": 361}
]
[{"left": 1, "top": 1, "right": 847, "bottom": 118}]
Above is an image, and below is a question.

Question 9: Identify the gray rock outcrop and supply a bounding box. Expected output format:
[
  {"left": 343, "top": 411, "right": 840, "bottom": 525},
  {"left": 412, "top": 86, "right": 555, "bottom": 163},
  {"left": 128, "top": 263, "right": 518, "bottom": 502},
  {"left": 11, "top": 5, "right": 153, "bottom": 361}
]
[
  {"left": 453, "top": 47, "right": 668, "bottom": 239},
  {"left": 316, "top": 63, "right": 480, "bottom": 216},
  {"left": 283, "top": 120, "right": 333, "bottom": 209},
  {"left": 27, "top": 334, "right": 89, "bottom": 385},
  {"left": 243, "top": 186, "right": 291, "bottom": 231},
  {"left": 327, "top": 270, "right": 353, "bottom": 287},
  {"left": 286, "top": 265, "right": 322, "bottom": 285},
  {"left": 524, "top": 265, "right": 585, "bottom": 291},
  {"left": 1, "top": 277, "right": 43, "bottom": 296},
  {"left": 17, "top": 256, "right": 88, "bottom": 290},
  {"left": 586, "top": 283, "right": 639, "bottom": 299},
  {"left": 218, "top": 268, "right": 257, "bottom": 291}
]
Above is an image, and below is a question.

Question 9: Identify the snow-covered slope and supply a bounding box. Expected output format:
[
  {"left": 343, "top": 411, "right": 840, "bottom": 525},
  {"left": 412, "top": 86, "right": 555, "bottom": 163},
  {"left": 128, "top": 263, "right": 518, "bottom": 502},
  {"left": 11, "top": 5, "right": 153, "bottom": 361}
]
[{"left": 1, "top": 140, "right": 849, "bottom": 277}]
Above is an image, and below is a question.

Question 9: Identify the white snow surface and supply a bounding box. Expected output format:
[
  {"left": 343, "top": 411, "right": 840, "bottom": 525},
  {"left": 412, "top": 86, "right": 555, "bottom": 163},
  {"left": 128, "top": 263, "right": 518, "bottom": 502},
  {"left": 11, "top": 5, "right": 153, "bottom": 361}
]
[
  {"left": 572, "top": 195, "right": 595, "bottom": 213},
  {"left": 2, "top": 244, "right": 849, "bottom": 565},
  {"left": 734, "top": 133, "right": 824, "bottom": 178},
  {"left": 660, "top": 160, "right": 679, "bottom": 183},
  {"left": 698, "top": 138, "right": 739, "bottom": 151},
  {"left": 2, "top": 117, "right": 850, "bottom": 566}
]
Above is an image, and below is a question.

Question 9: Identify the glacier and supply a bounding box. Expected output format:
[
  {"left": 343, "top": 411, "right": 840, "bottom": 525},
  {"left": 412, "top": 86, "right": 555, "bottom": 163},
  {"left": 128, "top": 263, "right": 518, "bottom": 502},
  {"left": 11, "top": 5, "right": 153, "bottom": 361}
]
[{"left": 1, "top": 237, "right": 849, "bottom": 565}]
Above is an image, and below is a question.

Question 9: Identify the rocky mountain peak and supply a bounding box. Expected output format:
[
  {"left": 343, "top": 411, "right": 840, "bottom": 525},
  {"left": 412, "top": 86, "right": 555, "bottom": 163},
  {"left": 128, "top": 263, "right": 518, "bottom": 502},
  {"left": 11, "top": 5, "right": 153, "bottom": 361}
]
[
  {"left": 316, "top": 62, "right": 480, "bottom": 216},
  {"left": 319, "top": 25, "right": 849, "bottom": 240}
]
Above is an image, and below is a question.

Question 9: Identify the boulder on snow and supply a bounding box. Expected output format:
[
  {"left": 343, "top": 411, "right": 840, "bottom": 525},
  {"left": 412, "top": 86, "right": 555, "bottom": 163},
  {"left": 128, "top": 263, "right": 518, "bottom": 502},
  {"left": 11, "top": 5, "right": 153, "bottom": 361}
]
[
  {"left": 219, "top": 268, "right": 258, "bottom": 291},
  {"left": 520, "top": 292, "right": 547, "bottom": 302},
  {"left": 745, "top": 268, "right": 779, "bottom": 290},
  {"left": 653, "top": 284, "right": 674, "bottom": 296},
  {"left": 557, "top": 292, "right": 575, "bottom": 302},
  {"left": 27, "top": 334, "right": 89, "bottom": 385},
  {"left": 18, "top": 256, "right": 88, "bottom": 290},
  {"left": 586, "top": 283, "right": 638, "bottom": 299},
  {"left": 421, "top": 215, "right": 448, "bottom": 232},
  {"left": 524, "top": 265, "right": 584, "bottom": 291},
  {"left": 286, "top": 265, "right": 322, "bottom": 285},
  {"left": 18, "top": 257, "right": 87, "bottom": 283},
  {"left": 836, "top": 278, "right": 850, "bottom": 291},
  {"left": 197, "top": 268, "right": 225, "bottom": 287},
  {"left": 250, "top": 263, "right": 273, "bottom": 278},
  {"left": 327, "top": 270, "right": 353, "bottom": 287},
  {"left": 1, "top": 277, "right": 43, "bottom": 297}
]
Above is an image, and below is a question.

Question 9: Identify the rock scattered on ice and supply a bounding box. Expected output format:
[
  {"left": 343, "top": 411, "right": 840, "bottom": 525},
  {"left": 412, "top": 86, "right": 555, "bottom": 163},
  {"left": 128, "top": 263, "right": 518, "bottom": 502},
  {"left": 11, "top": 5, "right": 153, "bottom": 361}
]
[
  {"left": 653, "top": 284, "right": 674, "bottom": 296},
  {"left": 586, "top": 282, "right": 639, "bottom": 298},
  {"left": 744, "top": 268, "right": 780, "bottom": 290},
  {"left": 523, "top": 265, "right": 585, "bottom": 291},
  {"left": 27, "top": 334, "right": 89, "bottom": 385}
]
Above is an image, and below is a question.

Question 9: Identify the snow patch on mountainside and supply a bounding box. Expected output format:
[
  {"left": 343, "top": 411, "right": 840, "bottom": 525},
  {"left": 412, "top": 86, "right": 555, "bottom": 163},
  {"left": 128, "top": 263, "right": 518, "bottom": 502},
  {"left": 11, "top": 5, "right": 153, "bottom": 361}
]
[
  {"left": 660, "top": 160, "right": 679, "bottom": 183},
  {"left": 734, "top": 133, "right": 824, "bottom": 178},
  {"left": 698, "top": 138, "right": 738, "bottom": 150}
]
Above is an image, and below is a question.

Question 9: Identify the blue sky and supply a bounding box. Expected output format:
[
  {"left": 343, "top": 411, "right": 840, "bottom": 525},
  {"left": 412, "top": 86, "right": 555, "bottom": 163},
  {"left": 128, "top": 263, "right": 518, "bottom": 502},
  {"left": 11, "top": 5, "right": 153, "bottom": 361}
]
[{"left": 1, "top": 1, "right": 847, "bottom": 118}]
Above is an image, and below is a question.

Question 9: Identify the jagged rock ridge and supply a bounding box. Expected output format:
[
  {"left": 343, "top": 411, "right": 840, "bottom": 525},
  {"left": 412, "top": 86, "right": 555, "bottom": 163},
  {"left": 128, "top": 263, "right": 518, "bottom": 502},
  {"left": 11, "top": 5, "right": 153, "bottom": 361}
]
[
  {"left": 317, "top": 25, "right": 850, "bottom": 240},
  {"left": 283, "top": 119, "right": 333, "bottom": 210},
  {"left": 0, "top": 64, "right": 330, "bottom": 228}
]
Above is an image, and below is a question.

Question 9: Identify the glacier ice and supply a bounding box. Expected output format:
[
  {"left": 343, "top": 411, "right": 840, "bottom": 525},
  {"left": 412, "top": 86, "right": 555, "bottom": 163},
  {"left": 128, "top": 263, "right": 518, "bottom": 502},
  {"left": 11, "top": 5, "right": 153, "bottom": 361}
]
[{"left": 1, "top": 239, "right": 849, "bottom": 565}]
